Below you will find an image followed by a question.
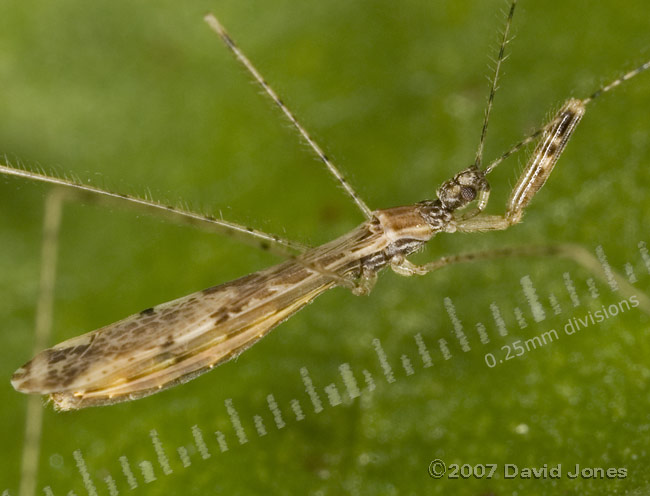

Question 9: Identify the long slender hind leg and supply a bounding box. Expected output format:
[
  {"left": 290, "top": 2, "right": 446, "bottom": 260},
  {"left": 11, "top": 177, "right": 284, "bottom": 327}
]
[{"left": 390, "top": 244, "right": 650, "bottom": 315}]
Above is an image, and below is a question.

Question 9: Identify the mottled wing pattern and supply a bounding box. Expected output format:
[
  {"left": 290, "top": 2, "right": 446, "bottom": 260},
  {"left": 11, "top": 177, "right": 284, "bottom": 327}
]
[
  {"left": 12, "top": 260, "right": 333, "bottom": 410},
  {"left": 11, "top": 223, "right": 384, "bottom": 410}
]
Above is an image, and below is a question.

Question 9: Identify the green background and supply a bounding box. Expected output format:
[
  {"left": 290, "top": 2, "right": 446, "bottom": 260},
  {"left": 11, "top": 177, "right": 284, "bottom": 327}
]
[{"left": 1, "top": 0, "right": 649, "bottom": 494}]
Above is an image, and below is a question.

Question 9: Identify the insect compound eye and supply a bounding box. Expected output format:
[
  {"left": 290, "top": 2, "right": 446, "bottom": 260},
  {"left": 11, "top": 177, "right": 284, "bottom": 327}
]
[
  {"left": 437, "top": 165, "right": 487, "bottom": 210},
  {"left": 460, "top": 186, "right": 476, "bottom": 202}
]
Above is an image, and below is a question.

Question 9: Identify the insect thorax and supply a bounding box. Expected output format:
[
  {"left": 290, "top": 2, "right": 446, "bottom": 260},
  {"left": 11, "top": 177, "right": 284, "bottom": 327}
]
[{"left": 364, "top": 165, "right": 490, "bottom": 272}]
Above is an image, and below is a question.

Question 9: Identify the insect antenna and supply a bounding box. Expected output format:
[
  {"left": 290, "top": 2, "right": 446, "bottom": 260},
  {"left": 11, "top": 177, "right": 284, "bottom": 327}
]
[
  {"left": 204, "top": 14, "right": 373, "bottom": 219},
  {"left": 473, "top": 0, "right": 517, "bottom": 170},
  {"left": 484, "top": 58, "right": 650, "bottom": 175}
]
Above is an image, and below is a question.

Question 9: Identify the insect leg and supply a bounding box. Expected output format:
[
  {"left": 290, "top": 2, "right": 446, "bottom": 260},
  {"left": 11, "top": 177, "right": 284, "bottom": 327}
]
[
  {"left": 457, "top": 99, "right": 585, "bottom": 233},
  {"left": 290, "top": 257, "right": 378, "bottom": 296},
  {"left": 390, "top": 244, "right": 650, "bottom": 315},
  {"left": 483, "top": 60, "right": 650, "bottom": 175}
]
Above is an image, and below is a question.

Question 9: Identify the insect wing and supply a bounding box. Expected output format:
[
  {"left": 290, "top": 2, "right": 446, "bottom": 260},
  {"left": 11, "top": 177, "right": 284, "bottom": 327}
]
[{"left": 12, "top": 261, "right": 334, "bottom": 409}]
